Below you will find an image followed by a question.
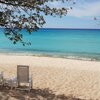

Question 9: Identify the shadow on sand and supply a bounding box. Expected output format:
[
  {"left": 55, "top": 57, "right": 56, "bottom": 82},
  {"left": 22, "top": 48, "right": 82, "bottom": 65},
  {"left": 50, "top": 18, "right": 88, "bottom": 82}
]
[{"left": 0, "top": 86, "right": 83, "bottom": 100}]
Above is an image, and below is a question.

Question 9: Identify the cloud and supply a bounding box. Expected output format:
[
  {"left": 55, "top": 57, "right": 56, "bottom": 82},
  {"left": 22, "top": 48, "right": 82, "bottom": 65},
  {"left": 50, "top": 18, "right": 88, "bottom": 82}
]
[
  {"left": 49, "top": 1, "right": 60, "bottom": 7},
  {"left": 47, "top": 0, "right": 100, "bottom": 18},
  {"left": 48, "top": 1, "right": 72, "bottom": 8},
  {"left": 68, "top": 1, "right": 100, "bottom": 17}
]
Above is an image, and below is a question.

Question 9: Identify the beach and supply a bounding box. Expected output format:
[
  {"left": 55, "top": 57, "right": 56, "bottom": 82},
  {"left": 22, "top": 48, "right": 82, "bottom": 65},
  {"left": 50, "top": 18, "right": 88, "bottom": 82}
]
[{"left": 0, "top": 54, "right": 100, "bottom": 99}]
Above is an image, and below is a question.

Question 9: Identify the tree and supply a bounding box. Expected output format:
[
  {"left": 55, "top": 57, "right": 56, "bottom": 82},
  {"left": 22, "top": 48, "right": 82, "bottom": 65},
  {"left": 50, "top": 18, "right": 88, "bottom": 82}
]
[{"left": 0, "top": 0, "right": 75, "bottom": 46}]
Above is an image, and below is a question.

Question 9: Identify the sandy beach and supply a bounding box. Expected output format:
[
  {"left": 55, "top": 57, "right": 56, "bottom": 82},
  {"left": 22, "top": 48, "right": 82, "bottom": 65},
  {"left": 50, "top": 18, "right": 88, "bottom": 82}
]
[{"left": 0, "top": 54, "right": 100, "bottom": 100}]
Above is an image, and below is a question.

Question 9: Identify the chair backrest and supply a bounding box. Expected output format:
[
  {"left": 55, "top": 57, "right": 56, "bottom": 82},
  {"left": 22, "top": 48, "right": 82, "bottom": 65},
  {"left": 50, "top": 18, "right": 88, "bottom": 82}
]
[{"left": 17, "top": 65, "right": 29, "bottom": 83}]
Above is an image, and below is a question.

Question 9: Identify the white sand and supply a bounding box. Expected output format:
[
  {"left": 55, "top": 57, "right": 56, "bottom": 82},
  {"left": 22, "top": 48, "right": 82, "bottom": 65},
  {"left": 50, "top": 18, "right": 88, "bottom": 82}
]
[{"left": 0, "top": 54, "right": 100, "bottom": 99}]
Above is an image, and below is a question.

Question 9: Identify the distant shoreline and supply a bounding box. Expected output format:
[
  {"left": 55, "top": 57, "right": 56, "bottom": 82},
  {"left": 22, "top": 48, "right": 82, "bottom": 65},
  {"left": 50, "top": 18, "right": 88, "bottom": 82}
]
[{"left": 0, "top": 52, "right": 99, "bottom": 62}]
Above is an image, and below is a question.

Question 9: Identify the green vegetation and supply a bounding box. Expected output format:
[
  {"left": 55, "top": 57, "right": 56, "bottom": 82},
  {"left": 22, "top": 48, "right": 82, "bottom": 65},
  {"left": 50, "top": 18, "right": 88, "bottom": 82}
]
[{"left": 0, "top": 0, "right": 75, "bottom": 45}]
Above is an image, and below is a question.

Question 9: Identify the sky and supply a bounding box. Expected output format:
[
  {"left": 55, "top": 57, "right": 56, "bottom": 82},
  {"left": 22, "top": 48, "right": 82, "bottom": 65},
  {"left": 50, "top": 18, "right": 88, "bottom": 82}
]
[{"left": 44, "top": 0, "right": 100, "bottom": 29}]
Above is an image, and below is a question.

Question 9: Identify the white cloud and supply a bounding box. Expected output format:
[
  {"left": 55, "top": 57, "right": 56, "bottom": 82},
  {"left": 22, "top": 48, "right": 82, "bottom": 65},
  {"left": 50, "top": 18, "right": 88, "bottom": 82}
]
[
  {"left": 47, "top": 1, "right": 100, "bottom": 18},
  {"left": 48, "top": 1, "right": 72, "bottom": 8},
  {"left": 49, "top": 1, "right": 60, "bottom": 7},
  {"left": 68, "top": 1, "right": 100, "bottom": 17}
]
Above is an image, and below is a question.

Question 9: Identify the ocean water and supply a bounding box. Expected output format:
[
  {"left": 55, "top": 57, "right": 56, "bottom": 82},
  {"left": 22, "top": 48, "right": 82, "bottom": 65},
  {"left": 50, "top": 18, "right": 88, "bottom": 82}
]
[{"left": 0, "top": 28, "right": 100, "bottom": 61}]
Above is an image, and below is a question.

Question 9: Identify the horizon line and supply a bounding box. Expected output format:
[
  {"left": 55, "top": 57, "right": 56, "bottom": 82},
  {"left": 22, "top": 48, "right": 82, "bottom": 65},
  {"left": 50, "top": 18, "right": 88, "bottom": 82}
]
[
  {"left": 41, "top": 28, "right": 100, "bottom": 30},
  {"left": 0, "top": 27, "right": 100, "bottom": 30}
]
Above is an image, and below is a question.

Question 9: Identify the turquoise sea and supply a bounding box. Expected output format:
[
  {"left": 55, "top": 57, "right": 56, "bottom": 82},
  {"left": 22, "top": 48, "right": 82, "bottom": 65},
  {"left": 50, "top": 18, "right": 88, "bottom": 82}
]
[{"left": 0, "top": 28, "right": 100, "bottom": 61}]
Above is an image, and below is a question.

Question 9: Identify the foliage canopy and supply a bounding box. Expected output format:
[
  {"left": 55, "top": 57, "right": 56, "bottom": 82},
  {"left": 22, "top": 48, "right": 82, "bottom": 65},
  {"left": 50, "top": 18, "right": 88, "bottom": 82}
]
[{"left": 0, "top": 0, "right": 75, "bottom": 45}]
